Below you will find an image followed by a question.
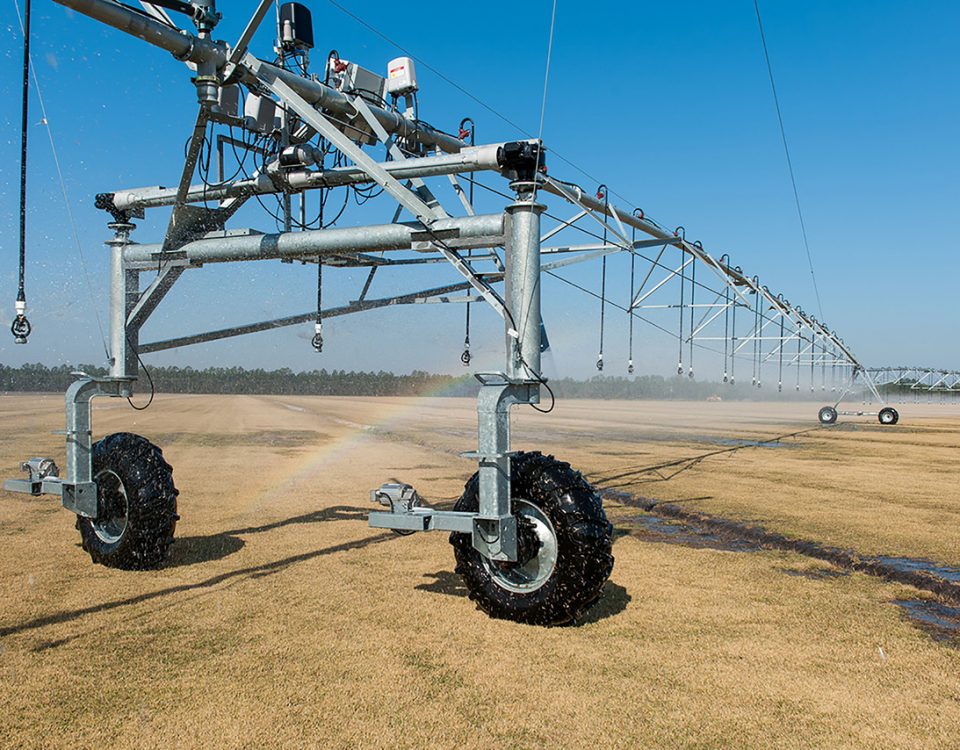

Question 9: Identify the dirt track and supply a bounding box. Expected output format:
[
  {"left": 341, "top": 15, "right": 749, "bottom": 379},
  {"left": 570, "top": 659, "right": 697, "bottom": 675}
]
[{"left": 1, "top": 394, "right": 958, "bottom": 749}]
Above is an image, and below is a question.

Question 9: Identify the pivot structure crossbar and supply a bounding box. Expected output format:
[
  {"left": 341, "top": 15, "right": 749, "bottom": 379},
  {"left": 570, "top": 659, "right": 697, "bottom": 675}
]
[{"left": 3, "top": 0, "right": 902, "bottom": 621}]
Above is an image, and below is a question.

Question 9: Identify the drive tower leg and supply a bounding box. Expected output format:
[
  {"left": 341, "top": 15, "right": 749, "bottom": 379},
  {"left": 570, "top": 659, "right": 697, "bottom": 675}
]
[{"left": 471, "top": 178, "right": 544, "bottom": 562}]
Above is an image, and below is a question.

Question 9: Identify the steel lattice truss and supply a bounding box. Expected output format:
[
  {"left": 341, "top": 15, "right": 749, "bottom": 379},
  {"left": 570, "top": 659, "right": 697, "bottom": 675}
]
[
  {"left": 867, "top": 367, "right": 960, "bottom": 392},
  {"left": 47, "top": 0, "right": 905, "bottom": 410}
]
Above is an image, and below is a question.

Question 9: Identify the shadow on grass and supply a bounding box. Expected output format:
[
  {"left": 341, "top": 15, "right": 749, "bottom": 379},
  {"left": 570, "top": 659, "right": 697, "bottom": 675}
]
[
  {"left": 415, "top": 571, "right": 631, "bottom": 625},
  {"left": 1, "top": 531, "right": 397, "bottom": 639},
  {"left": 163, "top": 505, "right": 369, "bottom": 568},
  {"left": 415, "top": 570, "right": 468, "bottom": 597}
]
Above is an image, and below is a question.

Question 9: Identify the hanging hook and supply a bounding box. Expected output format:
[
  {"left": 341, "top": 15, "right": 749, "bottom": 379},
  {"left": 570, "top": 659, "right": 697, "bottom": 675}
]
[{"left": 458, "top": 117, "right": 475, "bottom": 145}]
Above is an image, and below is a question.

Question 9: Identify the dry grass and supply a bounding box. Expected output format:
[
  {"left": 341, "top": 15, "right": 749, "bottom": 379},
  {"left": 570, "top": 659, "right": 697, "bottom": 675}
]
[{"left": 0, "top": 393, "right": 958, "bottom": 749}]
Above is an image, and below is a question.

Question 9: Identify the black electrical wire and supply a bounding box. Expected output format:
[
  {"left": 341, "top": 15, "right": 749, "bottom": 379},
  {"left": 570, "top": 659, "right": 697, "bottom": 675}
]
[
  {"left": 15, "top": 0, "right": 31, "bottom": 317},
  {"left": 677, "top": 238, "right": 686, "bottom": 375},
  {"left": 730, "top": 291, "right": 737, "bottom": 384},
  {"left": 627, "top": 211, "right": 639, "bottom": 374},
  {"left": 796, "top": 334, "right": 802, "bottom": 391},
  {"left": 312, "top": 260, "right": 324, "bottom": 352},
  {"left": 596, "top": 186, "right": 608, "bottom": 371},
  {"left": 688, "top": 248, "right": 696, "bottom": 377},
  {"left": 460, "top": 118, "right": 475, "bottom": 367},
  {"left": 126, "top": 335, "right": 156, "bottom": 411},
  {"left": 752, "top": 289, "right": 761, "bottom": 386},
  {"left": 722, "top": 259, "right": 730, "bottom": 382},
  {"left": 778, "top": 315, "right": 785, "bottom": 391}
]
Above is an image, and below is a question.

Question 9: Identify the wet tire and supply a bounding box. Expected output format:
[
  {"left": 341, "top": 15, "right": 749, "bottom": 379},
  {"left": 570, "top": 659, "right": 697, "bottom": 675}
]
[
  {"left": 818, "top": 406, "right": 838, "bottom": 425},
  {"left": 878, "top": 407, "right": 899, "bottom": 425},
  {"left": 449, "top": 451, "right": 614, "bottom": 626},
  {"left": 76, "top": 432, "right": 179, "bottom": 569}
]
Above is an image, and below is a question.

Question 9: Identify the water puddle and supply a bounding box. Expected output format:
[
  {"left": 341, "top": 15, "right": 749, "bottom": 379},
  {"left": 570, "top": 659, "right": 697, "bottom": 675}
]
[
  {"left": 876, "top": 557, "right": 960, "bottom": 584},
  {"left": 603, "top": 488, "right": 960, "bottom": 622},
  {"left": 621, "top": 514, "right": 763, "bottom": 553},
  {"left": 894, "top": 600, "right": 960, "bottom": 646}
]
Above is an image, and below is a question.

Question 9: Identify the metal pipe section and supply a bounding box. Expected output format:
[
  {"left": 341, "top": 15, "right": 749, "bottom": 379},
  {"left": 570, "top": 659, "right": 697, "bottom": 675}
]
[
  {"left": 123, "top": 214, "right": 504, "bottom": 265},
  {"left": 54, "top": 0, "right": 464, "bottom": 154},
  {"left": 53, "top": 0, "right": 226, "bottom": 65},
  {"left": 505, "top": 195, "right": 544, "bottom": 380},
  {"left": 111, "top": 144, "right": 505, "bottom": 211},
  {"left": 106, "top": 224, "right": 138, "bottom": 380},
  {"left": 139, "top": 280, "right": 480, "bottom": 354}
]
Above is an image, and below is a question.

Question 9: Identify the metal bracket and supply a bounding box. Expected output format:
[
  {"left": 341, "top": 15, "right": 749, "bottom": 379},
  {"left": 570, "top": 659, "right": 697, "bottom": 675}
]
[{"left": 2, "top": 375, "right": 131, "bottom": 517}]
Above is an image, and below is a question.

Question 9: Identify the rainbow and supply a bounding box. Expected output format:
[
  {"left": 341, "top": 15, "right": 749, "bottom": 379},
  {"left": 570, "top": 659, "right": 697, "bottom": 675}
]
[{"left": 246, "top": 381, "right": 473, "bottom": 515}]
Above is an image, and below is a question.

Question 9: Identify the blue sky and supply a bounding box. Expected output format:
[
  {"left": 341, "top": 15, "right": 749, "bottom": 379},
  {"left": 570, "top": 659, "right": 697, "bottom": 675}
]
[{"left": 0, "top": 0, "right": 957, "bottom": 378}]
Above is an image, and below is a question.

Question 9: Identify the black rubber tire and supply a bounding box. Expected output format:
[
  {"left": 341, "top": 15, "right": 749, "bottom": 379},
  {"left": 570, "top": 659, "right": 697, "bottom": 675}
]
[
  {"left": 818, "top": 406, "right": 838, "bottom": 425},
  {"left": 449, "top": 451, "right": 614, "bottom": 626},
  {"left": 878, "top": 407, "right": 899, "bottom": 426},
  {"left": 76, "top": 432, "right": 179, "bottom": 569}
]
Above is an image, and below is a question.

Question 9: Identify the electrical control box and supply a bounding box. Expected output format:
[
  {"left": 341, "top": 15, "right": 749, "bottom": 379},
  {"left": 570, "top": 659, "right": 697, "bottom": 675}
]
[
  {"left": 244, "top": 92, "right": 277, "bottom": 133},
  {"left": 336, "top": 60, "right": 387, "bottom": 105},
  {"left": 279, "top": 3, "right": 314, "bottom": 50},
  {"left": 325, "top": 57, "right": 388, "bottom": 145},
  {"left": 386, "top": 57, "right": 418, "bottom": 96}
]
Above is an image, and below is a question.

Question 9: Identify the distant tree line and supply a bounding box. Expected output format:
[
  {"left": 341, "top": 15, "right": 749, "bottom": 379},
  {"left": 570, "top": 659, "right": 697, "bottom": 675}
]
[{"left": 0, "top": 362, "right": 913, "bottom": 401}]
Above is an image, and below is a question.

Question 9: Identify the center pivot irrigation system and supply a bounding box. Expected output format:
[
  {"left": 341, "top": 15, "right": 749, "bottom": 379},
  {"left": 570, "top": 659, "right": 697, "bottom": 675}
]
[{"left": 5, "top": 0, "right": 908, "bottom": 624}]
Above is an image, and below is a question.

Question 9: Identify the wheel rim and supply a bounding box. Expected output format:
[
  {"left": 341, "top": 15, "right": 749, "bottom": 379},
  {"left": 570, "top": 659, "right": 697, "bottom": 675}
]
[
  {"left": 482, "top": 499, "right": 558, "bottom": 594},
  {"left": 92, "top": 469, "right": 129, "bottom": 544}
]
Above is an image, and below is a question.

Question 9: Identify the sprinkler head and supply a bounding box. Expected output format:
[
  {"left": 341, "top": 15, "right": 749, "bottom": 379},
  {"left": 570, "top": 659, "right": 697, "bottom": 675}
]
[{"left": 10, "top": 314, "right": 30, "bottom": 344}]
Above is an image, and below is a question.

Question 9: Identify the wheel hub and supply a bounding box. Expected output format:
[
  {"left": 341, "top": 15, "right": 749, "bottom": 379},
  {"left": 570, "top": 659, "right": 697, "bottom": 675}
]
[
  {"left": 92, "top": 469, "right": 129, "bottom": 544},
  {"left": 482, "top": 499, "right": 558, "bottom": 593}
]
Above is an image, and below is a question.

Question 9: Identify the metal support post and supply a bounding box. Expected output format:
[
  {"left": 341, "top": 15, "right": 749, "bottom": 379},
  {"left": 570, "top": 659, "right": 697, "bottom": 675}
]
[
  {"left": 107, "top": 222, "right": 140, "bottom": 381},
  {"left": 469, "top": 183, "right": 544, "bottom": 561}
]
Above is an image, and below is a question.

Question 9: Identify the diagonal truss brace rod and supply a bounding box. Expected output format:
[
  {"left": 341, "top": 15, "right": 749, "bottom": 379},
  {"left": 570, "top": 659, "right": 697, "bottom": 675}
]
[
  {"left": 138, "top": 279, "right": 499, "bottom": 353},
  {"left": 630, "top": 257, "right": 693, "bottom": 310},
  {"left": 350, "top": 94, "right": 449, "bottom": 219}
]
